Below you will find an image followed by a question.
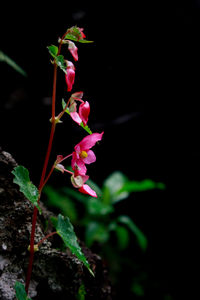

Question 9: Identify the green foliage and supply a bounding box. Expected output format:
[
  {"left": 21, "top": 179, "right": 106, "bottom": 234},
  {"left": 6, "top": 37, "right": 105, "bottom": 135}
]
[
  {"left": 47, "top": 45, "right": 58, "bottom": 58},
  {"left": 51, "top": 214, "right": 94, "bottom": 276},
  {"left": 0, "top": 50, "right": 27, "bottom": 76},
  {"left": 64, "top": 26, "right": 93, "bottom": 43},
  {"left": 117, "top": 215, "right": 148, "bottom": 251},
  {"left": 62, "top": 99, "right": 93, "bottom": 134},
  {"left": 14, "top": 282, "right": 31, "bottom": 300},
  {"left": 45, "top": 172, "right": 165, "bottom": 251},
  {"left": 12, "top": 166, "right": 41, "bottom": 213},
  {"left": 76, "top": 283, "right": 86, "bottom": 300},
  {"left": 44, "top": 186, "right": 77, "bottom": 222}
]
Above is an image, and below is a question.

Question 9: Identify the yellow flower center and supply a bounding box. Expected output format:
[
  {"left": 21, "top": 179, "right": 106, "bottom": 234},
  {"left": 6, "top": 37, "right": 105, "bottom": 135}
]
[{"left": 79, "top": 150, "right": 88, "bottom": 159}]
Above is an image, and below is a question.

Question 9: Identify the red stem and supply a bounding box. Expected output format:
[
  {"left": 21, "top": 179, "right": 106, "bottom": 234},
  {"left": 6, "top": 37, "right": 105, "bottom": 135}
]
[
  {"left": 25, "top": 33, "right": 66, "bottom": 293},
  {"left": 37, "top": 231, "right": 57, "bottom": 247}
]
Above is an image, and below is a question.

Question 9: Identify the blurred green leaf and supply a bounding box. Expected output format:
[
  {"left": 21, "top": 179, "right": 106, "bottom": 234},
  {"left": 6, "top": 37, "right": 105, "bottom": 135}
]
[
  {"left": 12, "top": 166, "right": 41, "bottom": 214},
  {"left": 76, "top": 283, "right": 86, "bottom": 300},
  {"left": 131, "top": 282, "right": 145, "bottom": 296},
  {"left": 103, "top": 171, "right": 129, "bottom": 204},
  {"left": 117, "top": 215, "right": 148, "bottom": 251},
  {"left": 14, "top": 281, "right": 31, "bottom": 300},
  {"left": 119, "top": 179, "right": 166, "bottom": 193},
  {"left": 61, "top": 187, "right": 88, "bottom": 203},
  {"left": 44, "top": 186, "right": 77, "bottom": 222},
  {"left": 85, "top": 221, "right": 110, "bottom": 247},
  {"left": 51, "top": 214, "right": 94, "bottom": 276},
  {"left": 115, "top": 225, "right": 130, "bottom": 250},
  {"left": 0, "top": 50, "right": 27, "bottom": 77},
  {"left": 87, "top": 197, "right": 114, "bottom": 216}
]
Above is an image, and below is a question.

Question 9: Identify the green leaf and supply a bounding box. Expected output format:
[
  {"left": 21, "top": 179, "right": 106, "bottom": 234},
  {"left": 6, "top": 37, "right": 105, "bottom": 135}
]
[
  {"left": 115, "top": 225, "right": 130, "bottom": 250},
  {"left": 119, "top": 179, "right": 166, "bottom": 193},
  {"left": 51, "top": 214, "right": 94, "bottom": 276},
  {"left": 12, "top": 166, "right": 41, "bottom": 214},
  {"left": 76, "top": 283, "right": 86, "bottom": 300},
  {"left": 85, "top": 222, "right": 110, "bottom": 247},
  {"left": 117, "top": 215, "right": 148, "bottom": 251},
  {"left": 103, "top": 171, "right": 129, "bottom": 204},
  {"left": 62, "top": 99, "right": 93, "bottom": 134},
  {"left": 14, "top": 281, "right": 31, "bottom": 300},
  {"left": 0, "top": 50, "right": 27, "bottom": 77},
  {"left": 64, "top": 26, "right": 93, "bottom": 43},
  {"left": 47, "top": 45, "right": 58, "bottom": 58},
  {"left": 55, "top": 55, "right": 67, "bottom": 74},
  {"left": 87, "top": 197, "right": 114, "bottom": 216},
  {"left": 44, "top": 186, "right": 77, "bottom": 222}
]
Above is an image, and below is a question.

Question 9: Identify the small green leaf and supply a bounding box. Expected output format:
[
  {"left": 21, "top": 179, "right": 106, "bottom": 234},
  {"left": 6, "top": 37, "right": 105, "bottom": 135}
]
[
  {"left": 119, "top": 179, "right": 166, "bottom": 193},
  {"left": 85, "top": 222, "right": 109, "bottom": 247},
  {"left": 103, "top": 171, "right": 129, "bottom": 204},
  {"left": 117, "top": 215, "right": 148, "bottom": 251},
  {"left": 0, "top": 50, "right": 27, "bottom": 77},
  {"left": 51, "top": 214, "right": 94, "bottom": 276},
  {"left": 62, "top": 99, "right": 93, "bottom": 134},
  {"left": 12, "top": 166, "right": 41, "bottom": 214},
  {"left": 55, "top": 55, "right": 67, "bottom": 74},
  {"left": 47, "top": 45, "right": 58, "bottom": 58},
  {"left": 44, "top": 186, "right": 77, "bottom": 222},
  {"left": 115, "top": 225, "right": 130, "bottom": 250},
  {"left": 14, "top": 281, "right": 31, "bottom": 300},
  {"left": 64, "top": 26, "right": 93, "bottom": 43},
  {"left": 76, "top": 283, "right": 86, "bottom": 300},
  {"left": 87, "top": 198, "right": 113, "bottom": 216}
]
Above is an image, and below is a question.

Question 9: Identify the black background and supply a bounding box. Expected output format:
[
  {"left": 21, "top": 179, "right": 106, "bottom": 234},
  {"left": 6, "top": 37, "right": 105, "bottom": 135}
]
[{"left": 1, "top": 2, "right": 200, "bottom": 299}]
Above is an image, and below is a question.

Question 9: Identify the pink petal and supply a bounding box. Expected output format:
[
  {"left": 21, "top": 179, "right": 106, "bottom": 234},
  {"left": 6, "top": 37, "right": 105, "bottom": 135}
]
[
  {"left": 70, "top": 112, "right": 82, "bottom": 125},
  {"left": 71, "top": 174, "right": 89, "bottom": 188},
  {"left": 83, "top": 150, "right": 96, "bottom": 164},
  {"left": 71, "top": 155, "right": 87, "bottom": 176},
  {"left": 71, "top": 91, "right": 84, "bottom": 100},
  {"left": 79, "top": 101, "right": 90, "bottom": 126},
  {"left": 68, "top": 41, "right": 78, "bottom": 61},
  {"left": 79, "top": 184, "right": 97, "bottom": 197},
  {"left": 65, "top": 61, "right": 75, "bottom": 92},
  {"left": 76, "top": 132, "right": 104, "bottom": 151}
]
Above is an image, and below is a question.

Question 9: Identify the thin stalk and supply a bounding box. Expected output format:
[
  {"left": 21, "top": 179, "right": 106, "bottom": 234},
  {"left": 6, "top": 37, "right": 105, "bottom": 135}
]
[
  {"left": 25, "top": 33, "right": 66, "bottom": 294},
  {"left": 36, "top": 231, "right": 57, "bottom": 248}
]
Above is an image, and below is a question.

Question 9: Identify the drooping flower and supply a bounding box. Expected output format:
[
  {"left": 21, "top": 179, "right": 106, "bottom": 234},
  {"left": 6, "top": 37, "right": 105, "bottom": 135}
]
[
  {"left": 68, "top": 92, "right": 90, "bottom": 126},
  {"left": 71, "top": 174, "right": 97, "bottom": 197},
  {"left": 67, "top": 41, "right": 78, "bottom": 61},
  {"left": 65, "top": 61, "right": 75, "bottom": 92},
  {"left": 71, "top": 132, "right": 104, "bottom": 175}
]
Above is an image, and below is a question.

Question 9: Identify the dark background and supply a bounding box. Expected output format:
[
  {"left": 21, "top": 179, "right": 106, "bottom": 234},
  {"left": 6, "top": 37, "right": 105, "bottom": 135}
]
[{"left": 1, "top": 2, "right": 199, "bottom": 299}]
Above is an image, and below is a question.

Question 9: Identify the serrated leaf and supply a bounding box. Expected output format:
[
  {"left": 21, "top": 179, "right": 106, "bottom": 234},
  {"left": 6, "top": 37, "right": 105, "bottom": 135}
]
[
  {"left": 12, "top": 166, "right": 41, "bottom": 214},
  {"left": 47, "top": 45, "right": 58, "bottom": 58},
  {"left": 117, "top": 215, "right": 148, "bottom": 251},
  {"left": 62, "top": 99, "right": 92, "bottom": 134},
  {"left": 51, "top": 214, "right": 94, "bottom": 276},
  {"left": 55, "top": 55, "right": 67, "bottom": 74},
  {"left": 64, "top": 26, "right": 93, "bottom": 43},
  {"left": 14, "top": 281, "right": 31, "bottom": 300}
]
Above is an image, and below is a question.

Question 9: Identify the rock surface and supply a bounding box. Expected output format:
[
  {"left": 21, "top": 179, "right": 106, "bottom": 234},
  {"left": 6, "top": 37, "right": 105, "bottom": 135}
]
[{"left": 0, "top": 148, "right": 112, "bottom": 299}]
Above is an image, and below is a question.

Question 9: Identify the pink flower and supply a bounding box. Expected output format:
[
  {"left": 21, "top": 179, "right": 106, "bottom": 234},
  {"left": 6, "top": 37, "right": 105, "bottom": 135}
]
[
  {"left": 71, "top": 174, "right": 97, "bottom": 197},
  {"left": 65, "top": 61, "right": 75, "bottom": 92},
  {"left": 71, "top": 132, "right": 104, "bottom": 175},
  {"left": 67, "top": 41, "right": 78, "bottom": 61},
  {"left": 68, "top": 92, "right": 90, "bottom": 126}
]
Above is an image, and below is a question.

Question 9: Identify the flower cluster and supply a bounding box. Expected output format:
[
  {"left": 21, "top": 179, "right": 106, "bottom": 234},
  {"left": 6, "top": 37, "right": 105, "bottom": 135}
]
[{"left": 55, "top": 27, "right": 103, "bottom": 197}]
